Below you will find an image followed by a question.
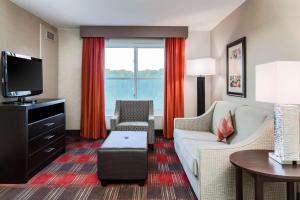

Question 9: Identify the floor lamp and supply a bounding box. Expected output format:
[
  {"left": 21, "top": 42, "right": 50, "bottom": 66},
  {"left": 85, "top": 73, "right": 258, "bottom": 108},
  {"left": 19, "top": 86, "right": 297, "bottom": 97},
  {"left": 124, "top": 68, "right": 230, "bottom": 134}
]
[
  {"left": 186, "top": 58, "right": 216, "bottom": 116},
  {"left": 256, "top": 61, "right": 300, "bottom": 164}
]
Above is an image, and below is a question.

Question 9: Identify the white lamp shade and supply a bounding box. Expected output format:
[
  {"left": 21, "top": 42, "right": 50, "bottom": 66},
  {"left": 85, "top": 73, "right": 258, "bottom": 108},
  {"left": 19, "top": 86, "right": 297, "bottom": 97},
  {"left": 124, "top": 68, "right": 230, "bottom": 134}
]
[
  {"left": 256, "top": 61, "right": 300, "bottom": 104},
  {"left": 186, "top": 58, "right": 216, "bottom": 76}
]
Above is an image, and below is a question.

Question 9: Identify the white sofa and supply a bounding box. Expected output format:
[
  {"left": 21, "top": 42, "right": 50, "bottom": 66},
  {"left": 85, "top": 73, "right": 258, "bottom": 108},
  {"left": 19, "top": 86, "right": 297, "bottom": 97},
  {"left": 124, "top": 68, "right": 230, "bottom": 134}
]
[{"left": 174, "top": 101, "right": 286, "bottom": 200}]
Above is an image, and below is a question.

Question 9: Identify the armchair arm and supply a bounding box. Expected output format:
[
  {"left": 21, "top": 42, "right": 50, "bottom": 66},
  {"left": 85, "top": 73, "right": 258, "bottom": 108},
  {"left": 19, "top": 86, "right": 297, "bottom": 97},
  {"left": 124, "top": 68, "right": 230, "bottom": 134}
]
[
  {"left": 148, "top": 100, "right": 154, "bottom": 126},
  {"left": 110, "top": 101, "right": 121, "bottom": 131},
  {"left": 148, "top": 101, "right": 155, "bottom": 144},
  {"left": 148, "top": 115, "right": 154, "bottom": 121},
  {"left": 110, "top": 114, "right": 120, "bottom": 131},
  {"left": 174, "top": 102, "right": 216, "bottom": 132},
  {"left": 148, "top": 104, "right": 154, "bottom": 127},
  {"left": 197, "top": 117, "right": 280, "bottom": 199}
]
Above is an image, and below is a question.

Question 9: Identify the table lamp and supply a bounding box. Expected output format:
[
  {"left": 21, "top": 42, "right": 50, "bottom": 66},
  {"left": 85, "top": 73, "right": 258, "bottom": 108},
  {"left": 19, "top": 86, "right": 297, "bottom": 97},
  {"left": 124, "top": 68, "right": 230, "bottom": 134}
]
[
  {"left": 256, "top": 61, "right": 300, "bottom": 164},
  {"left": 186, "top": 58, "right": 215, "bottom": 116}
]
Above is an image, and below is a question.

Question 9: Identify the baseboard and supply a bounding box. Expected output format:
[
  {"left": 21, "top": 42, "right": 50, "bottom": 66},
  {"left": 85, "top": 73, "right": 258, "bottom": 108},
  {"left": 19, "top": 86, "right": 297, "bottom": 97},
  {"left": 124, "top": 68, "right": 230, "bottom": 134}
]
[
  {"left": 155, "top": 129, "right": 163, "bottom": 136},
  {"left": 65, "top": 130, "right": 80, "bottom": 135},
  {"left": 65, "top": 129, "right": 163, "bottom": 136}
]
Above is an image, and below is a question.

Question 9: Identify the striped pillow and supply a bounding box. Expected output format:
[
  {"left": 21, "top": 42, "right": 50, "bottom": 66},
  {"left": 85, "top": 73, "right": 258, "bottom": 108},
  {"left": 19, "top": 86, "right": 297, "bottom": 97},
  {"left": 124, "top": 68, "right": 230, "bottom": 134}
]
[{"left": 216, "top": 111, "right": 234, "bottom": 142}]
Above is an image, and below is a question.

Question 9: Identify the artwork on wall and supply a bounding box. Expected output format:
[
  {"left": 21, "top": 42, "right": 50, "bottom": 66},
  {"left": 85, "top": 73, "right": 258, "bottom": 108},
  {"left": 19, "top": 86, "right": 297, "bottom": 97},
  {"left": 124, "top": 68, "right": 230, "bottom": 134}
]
[{"left": 226, "top": 37, "right": 246, "bottom": 97}]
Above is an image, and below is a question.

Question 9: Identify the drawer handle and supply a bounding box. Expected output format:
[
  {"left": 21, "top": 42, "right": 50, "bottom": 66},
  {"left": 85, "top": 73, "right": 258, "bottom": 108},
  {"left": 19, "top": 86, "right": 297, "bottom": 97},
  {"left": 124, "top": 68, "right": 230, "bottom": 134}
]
[
  {"left": 44, "top": 135, "right": 55, "bottom": 140},
  {"left": 44, "top": 148, "right": 55, "bottom": 153},
  {"left": 44, "top": 122, "right": 55, "bottom": 127}
]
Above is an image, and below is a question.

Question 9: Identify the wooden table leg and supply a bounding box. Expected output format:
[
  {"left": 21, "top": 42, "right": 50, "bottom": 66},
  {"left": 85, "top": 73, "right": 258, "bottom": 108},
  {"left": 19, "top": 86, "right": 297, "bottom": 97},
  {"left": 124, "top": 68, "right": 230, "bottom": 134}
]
[
  {"left": 236, "top": 168, "right": 243, "bottom": 200},
  {"left": 254, "top": 175, "right": 264, "bottom": 200},
  {"left": 287, "top": 182, "right": 295, "bottom": 200}
]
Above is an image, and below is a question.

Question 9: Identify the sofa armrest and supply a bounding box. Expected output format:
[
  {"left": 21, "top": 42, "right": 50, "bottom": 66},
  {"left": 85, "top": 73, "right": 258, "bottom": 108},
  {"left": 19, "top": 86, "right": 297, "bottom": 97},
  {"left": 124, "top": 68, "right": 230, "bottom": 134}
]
[
  {"left": 196, "top": 117, "right": 279, "bottom": 199},
  {"left": 174, "top": 102, "right": 216, "bottom": 132}
]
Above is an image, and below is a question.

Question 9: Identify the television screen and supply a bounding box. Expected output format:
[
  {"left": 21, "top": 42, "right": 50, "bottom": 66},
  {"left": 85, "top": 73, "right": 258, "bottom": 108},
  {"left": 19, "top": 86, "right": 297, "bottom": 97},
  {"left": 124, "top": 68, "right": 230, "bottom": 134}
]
[{"left": 1, "top": 51, "right": 43, "bottom": 97}]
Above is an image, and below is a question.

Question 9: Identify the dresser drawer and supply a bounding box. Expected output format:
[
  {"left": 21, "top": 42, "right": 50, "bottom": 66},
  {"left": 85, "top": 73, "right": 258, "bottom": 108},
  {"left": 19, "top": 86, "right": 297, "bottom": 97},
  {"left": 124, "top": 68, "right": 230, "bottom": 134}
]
[
  {"left": 28, "top": 137, "right": 65, "bottom": 172},
  {"left": 28, "top": 113, "right": 65, "bottom": 139},
  {"left": 29, "top": 126, "right": 65, "bottom": 155}
]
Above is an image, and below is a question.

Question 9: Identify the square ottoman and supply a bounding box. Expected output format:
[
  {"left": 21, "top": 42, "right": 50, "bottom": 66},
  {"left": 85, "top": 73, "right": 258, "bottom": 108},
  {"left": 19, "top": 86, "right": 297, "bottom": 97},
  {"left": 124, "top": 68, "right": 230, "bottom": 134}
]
[{"left": 97, "top": 131, "right": 148, "bottom": 186}]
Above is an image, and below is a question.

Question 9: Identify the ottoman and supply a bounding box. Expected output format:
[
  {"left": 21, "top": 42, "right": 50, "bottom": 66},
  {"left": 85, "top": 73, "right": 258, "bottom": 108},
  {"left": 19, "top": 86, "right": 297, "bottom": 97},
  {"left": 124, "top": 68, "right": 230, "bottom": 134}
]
[{"left": 97, "top": 131, "right": 148, "bottom": 186}]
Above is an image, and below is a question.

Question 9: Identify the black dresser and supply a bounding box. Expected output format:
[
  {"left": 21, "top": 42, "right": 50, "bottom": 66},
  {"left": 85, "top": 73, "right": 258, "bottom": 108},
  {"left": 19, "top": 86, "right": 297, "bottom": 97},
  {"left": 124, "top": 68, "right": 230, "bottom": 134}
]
[{"left": 0, "top": 99, "right": 65, "bottom": 183}]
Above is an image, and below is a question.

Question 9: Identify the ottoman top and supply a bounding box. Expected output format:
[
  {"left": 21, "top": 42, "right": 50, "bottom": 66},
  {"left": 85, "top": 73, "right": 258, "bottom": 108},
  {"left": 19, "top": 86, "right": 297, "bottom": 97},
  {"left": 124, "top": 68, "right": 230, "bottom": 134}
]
[{"left": 101, "top": 131, "right": 147, "bottom": 149}]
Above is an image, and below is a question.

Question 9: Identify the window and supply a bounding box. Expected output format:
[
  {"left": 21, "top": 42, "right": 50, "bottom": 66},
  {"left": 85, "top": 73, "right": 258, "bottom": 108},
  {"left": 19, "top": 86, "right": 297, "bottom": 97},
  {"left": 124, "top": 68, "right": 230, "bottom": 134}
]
[{"left": 105, "top": 39, "right": 164, "bottom": 116}]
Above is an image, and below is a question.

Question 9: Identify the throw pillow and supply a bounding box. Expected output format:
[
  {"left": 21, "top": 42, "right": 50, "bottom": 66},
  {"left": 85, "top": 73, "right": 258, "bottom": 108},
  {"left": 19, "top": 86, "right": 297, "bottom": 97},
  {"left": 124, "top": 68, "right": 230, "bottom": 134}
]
[{"left": 216, "top": 111, "right": 234, "bottom": 142}]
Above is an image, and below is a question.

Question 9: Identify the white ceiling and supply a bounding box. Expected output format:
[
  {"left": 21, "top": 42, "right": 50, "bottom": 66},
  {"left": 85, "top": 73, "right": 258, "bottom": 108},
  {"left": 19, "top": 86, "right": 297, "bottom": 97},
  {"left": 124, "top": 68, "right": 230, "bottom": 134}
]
[{"left": 11, "top": 0, "right": 245, "bottom": 30}]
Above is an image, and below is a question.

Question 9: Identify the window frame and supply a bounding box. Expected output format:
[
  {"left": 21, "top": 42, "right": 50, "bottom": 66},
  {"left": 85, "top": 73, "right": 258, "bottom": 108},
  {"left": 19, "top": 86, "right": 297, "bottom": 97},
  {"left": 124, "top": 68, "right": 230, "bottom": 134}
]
[{"left": 105, "top": 40, "right": 165, "bottom": 116}]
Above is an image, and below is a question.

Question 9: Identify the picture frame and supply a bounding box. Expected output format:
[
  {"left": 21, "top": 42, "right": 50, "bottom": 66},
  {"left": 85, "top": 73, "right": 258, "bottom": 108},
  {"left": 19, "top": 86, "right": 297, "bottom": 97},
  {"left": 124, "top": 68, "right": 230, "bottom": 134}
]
[{"left": 226, "top": 37, "right": 246, "bottom": 97}]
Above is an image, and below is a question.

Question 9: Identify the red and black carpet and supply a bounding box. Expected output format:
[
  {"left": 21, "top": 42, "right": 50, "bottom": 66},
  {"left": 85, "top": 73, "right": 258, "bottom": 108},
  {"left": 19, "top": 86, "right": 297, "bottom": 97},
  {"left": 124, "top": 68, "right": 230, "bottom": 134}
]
[{"left": 0, "top": 137, "right": 196, "bottom": 200}]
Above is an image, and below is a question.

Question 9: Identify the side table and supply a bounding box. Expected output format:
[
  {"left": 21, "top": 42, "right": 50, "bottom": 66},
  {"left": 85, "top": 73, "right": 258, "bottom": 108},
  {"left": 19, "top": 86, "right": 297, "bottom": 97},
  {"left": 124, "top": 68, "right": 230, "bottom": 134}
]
[{"left": 230, "top": 150, "right": 300, "bottom": 200}]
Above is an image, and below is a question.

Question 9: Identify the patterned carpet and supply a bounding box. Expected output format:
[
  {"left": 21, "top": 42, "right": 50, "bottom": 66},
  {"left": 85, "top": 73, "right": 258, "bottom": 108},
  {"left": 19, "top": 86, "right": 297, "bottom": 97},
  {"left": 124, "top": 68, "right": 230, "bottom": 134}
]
[{"left": 0, "top": 137, "right": 196, "bottom": 200}]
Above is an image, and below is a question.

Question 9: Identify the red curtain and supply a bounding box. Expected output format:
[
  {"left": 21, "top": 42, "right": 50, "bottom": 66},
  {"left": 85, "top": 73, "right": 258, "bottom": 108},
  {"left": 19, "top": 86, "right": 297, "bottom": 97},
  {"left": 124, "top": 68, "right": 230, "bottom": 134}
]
[
  {"left": 80, "top": 37, "right": 107, "bottom": 139},
  {"left": 163, "top": 38, "right": 185, "bottom": 139}
]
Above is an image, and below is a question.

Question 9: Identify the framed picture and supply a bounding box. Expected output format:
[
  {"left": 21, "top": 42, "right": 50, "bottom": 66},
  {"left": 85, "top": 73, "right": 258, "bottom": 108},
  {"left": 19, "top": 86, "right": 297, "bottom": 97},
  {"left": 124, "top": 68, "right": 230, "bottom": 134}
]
[{"left": 226, "top": 37, "right": 246, "bottom": 97}]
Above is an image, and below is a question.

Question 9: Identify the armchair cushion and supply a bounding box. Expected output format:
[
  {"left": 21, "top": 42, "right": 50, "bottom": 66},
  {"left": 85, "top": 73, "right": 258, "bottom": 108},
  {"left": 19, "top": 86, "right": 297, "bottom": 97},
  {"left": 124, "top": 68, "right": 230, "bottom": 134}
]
[
  {"left": 116, "top": 121, "right": 148, "bottom": 131},
  {"left": 118, "top": 121, "right": 148, "bottom": 127}
]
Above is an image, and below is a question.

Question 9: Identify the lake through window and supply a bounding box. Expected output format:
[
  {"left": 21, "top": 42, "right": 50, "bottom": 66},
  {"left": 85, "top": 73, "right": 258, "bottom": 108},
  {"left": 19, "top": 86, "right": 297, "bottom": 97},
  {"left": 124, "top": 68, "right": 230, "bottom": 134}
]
[{"left": 105, "top": 39, "right": 164, "bottom": 116}]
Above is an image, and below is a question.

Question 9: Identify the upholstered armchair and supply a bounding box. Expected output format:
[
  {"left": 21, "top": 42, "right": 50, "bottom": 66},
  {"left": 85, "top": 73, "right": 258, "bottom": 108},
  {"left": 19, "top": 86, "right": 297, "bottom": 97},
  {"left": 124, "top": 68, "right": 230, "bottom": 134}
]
[{"left": 110, "top": 100, "right": 155, "bottom": 146}]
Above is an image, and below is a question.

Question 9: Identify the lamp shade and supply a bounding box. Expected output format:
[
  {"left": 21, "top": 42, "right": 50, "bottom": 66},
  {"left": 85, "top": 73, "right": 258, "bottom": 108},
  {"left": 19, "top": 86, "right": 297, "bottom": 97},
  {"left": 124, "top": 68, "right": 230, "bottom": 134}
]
[
  {"left": 186, "top": 58, "right": 216, "bottom": 76},
  {"left": 256, "top": 61, "right": 300, "bottom": 104}
]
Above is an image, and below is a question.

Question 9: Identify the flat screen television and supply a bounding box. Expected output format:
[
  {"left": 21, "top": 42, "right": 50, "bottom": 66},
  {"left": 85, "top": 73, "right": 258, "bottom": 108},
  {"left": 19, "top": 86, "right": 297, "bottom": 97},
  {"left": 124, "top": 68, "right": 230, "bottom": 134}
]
[{"left": 1, "top": 51, "right": 43, "bottom": 103}]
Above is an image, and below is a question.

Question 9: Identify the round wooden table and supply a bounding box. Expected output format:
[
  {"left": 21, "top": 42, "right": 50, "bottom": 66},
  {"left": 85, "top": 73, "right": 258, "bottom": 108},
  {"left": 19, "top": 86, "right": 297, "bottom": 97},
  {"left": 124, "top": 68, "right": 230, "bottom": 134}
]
[{"left": 230, "top": 150, "right": 300, "bottom": 200}]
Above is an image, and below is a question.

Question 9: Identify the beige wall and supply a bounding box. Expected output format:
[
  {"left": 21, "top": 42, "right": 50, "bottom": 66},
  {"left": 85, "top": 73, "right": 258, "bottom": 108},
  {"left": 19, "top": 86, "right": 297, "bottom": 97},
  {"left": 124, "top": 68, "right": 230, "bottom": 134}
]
[
  {"left": 40, "top": 24, "right": 59, "bottom": 98},
  {"left": 58, "top": 29, "right": 211, "bottom": 130},
  {"left": 185, "top": 31, "right": 211, "bottom": 117},
  {"left": 211, "top": 0, "right": 300, "bottom": 111},
  {"left": 58, "top": 29, "right": 82, "bottom": 130},
  {"left": 0, "top": 0, "right": 58, "bottom": 101}
]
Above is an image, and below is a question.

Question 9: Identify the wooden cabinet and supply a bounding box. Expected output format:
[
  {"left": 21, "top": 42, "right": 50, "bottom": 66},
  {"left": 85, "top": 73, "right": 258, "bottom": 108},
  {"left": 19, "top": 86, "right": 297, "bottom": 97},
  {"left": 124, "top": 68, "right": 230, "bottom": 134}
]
[{"left": 0, "top": 99, "right": 65, "bottom": 183}]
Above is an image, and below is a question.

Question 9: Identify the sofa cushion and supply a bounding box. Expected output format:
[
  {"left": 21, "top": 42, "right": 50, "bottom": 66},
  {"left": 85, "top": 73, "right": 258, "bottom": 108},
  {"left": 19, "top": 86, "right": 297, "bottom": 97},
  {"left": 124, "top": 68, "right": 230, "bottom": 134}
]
[
  {"left": 177, "top": 138, "right": 227, "bottom": 177},
  {"left": 174, "top": 129, "right": 217, "bottom": 142},
  {"left": 227, "top": 106, "right": 268, "bottom": 144},
  {"left": 116, "top": 121, "right": 148, "bottom": 131},
  {"left": 212, "top": 101, "right": 238, "bottom": 135}
]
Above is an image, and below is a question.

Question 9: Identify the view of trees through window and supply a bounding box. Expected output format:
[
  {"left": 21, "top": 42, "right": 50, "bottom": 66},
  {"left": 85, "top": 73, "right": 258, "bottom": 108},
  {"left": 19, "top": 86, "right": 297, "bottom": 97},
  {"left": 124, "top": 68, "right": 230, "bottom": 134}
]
[{"left": 105, "top": 46, "right": 164, "bottom": 115}]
